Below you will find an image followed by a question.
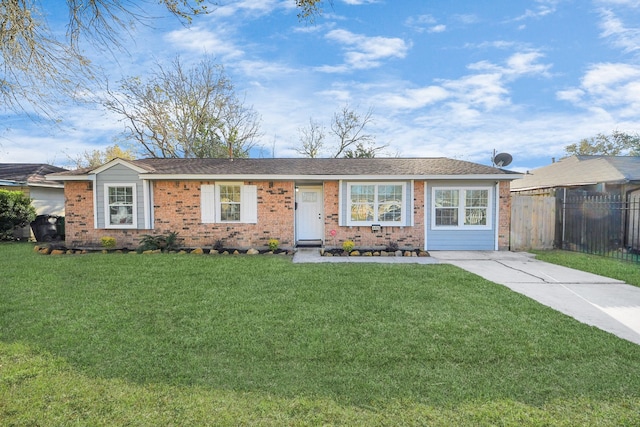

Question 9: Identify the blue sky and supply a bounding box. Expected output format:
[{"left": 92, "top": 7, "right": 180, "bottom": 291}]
[{"left": 2, "top": 0, "right": 640, "bottom": 172}]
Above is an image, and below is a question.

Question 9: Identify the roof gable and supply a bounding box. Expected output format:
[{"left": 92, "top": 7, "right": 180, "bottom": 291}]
[{"left": 89, "top": 158, "right": 153, "bottom": 174}]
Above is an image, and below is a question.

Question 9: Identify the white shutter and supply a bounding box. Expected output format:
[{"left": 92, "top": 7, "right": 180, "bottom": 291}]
[
  {"left": 241, "top": 185, "right": 258, "bottom": 223},
  {"left": 201, "top": 185, "right": 216, "bottom": 223}
]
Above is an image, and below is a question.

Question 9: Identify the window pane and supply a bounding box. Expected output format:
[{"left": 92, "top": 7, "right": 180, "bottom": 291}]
[
  {"left": 435, "top": 207, "right": 458, "bottom": 226},
  {"left": 109, "top": 186, "right": 133, "bottom": 204},
  {"left": 377, "top": 185, "right": 402, "bottom": 222},
  {"left": 220, "top": 185, "right": 241, "bottom": 203},
  {"left": 378, "top": 203, "right": 402, "bottom": 222},
  {"left": 221, "top": 203, "right": 241, "bottom": 221},
  {"left": 466, "top": 190, "right": 488, "bottom": 207},
  {"left": 351, "top": 185, "right": 375, "bottom": 203},
  {"left": 109, "top": 206, "right": 133, "bottom": 225},
  {"left": 465, "top": 208, "right": 487, "bottom": 225},
  {"left": 435, "top": 189, "right": 459, "bottom": 207},
  {"left": 351, "top": 204, "right": 374, "bottom": 221},
  {"left": 378, "top": 185, "right": 402, "bottom": 202}
]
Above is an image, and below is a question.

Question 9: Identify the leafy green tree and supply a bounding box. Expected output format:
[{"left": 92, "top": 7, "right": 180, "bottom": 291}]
[
  {"left": 0, "top": 190, "right": 37, "bottom": 240},
  {"left": 564, "top": 131, "right": 640, "bottom": 156}
]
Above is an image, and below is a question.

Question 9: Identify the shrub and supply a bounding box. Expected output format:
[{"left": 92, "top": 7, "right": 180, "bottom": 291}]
[
  {"left": 268, "top": 238, "right": 279, "bottom": 251},
  {"left": 0, "top": 190, "right": 37, "bottom": 240},
  {"left": 213, "top": 239, "right": 225, "bottom": 251},
  {"left": 387, "top": 241, "right": 399, "bottom": 252},
  {"left": 100, "top": 236, "right": 117, "bottom": 249},
  {"left": 342, "top": 240, "right": 355, "bottom": 253},
  {"left": 137, "top": 232, "right": 180, "bottom": 252}
]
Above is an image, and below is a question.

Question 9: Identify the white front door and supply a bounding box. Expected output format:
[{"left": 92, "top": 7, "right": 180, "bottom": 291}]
[{"left": 296, "top": 186, "right": 324, "bottom": 243}]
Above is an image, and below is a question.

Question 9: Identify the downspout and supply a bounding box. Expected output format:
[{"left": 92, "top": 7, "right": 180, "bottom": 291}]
[
  {"left": 92, "top": 175, "right": 98, "bottom": 229},
  {"left": 494, "top": 181, "right": 500, "bottom": 250}
]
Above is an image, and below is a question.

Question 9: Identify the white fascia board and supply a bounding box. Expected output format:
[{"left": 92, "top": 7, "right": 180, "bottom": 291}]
[
  {"left": 28, "top": 182, "right": 65, "bottom": 189},
  {"left": 139, "top": 173, "right": 523, "bottom": 181}
]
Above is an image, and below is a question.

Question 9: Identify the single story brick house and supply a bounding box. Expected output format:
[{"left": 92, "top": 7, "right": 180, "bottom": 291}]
[{"left": 47, "top": 157, "right": 521, "bottom": 251}]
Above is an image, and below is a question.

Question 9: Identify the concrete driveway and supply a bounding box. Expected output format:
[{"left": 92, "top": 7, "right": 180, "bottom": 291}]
[{"left": 430, "top": 251, "right": 640, "bottom": 345}]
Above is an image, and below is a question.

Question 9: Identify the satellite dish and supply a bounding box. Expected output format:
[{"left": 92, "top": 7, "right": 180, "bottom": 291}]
[{"left": 492, "top": 152, "right": 513, "bottom": 167}]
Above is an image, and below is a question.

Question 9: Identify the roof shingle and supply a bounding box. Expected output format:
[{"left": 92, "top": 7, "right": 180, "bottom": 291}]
[{"left": 51, "top": 157, "right": 520, "bottom": 178}]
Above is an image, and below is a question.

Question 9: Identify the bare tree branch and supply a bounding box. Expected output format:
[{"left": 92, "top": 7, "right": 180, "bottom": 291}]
[
  {"left": 295, "top": 118, "right": 325, "bottom": 158},
  {"left": 1, "top": 1, "right": 325, "bottom": 120},
  {"left": 104, "top": 56, "right": 261, "bottom": 159},
  {"left": 330, "top": 105, "right": 375, "bottom": 158}
]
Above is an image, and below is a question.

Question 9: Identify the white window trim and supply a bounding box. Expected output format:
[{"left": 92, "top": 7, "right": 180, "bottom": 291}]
[
  {"left": 431, "top": 186, "right": 493, "bottom": 230},
  {"left": 201, "top": 182, "right": 257, "bottom": 224},
  {"left": 103, "top": 183, "right": 137, "bottom": 229},
  {"left": 346, "top": 182, "right": 407, "bottom": 226},
  {"left": 216, "top": 183, "right": 242, "bottom": 223}
]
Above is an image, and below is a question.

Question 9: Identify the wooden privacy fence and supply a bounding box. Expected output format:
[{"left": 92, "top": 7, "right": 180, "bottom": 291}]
[{"left": 510, "top": 195, "right": 556, "bottom": 250}]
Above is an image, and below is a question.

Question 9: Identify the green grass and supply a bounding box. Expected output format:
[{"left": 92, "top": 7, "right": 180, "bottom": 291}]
[
  {"left": 1, "top": 243, "right": 639, "bottom": 425},
  {"left": 532, "top": 249, "right": 640, "bottom": 287}
]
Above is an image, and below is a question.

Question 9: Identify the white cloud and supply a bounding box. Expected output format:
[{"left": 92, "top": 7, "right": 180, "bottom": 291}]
[
  {"left": 164, "top": 26, "right": 244, "bottom": 58},
  {"left": 556, "top": 62, "right": 640, "bottom": 123},
  {"left": 322, "top": 29, "right": 409, "bottom": 71},
  {"left": 598, "top": 9, "right": 640, "bottom": 53},
  {"left": 377, "top": 86, "right": 450, "bottom": 109},
  {"left": 468, "top": 51, "right": 552, "bottom": 78},
  {"left": 213, "top": 0, "right": 287, "bottom": 18},
  {"left": 373, "top": 51, "right": 551, "bottom": 117},
  {"left": 512, "top": 0, "right": 559, "bottom": 21},
  {"left": 441, "top": 73, "right": 510, "bottom": 111}
]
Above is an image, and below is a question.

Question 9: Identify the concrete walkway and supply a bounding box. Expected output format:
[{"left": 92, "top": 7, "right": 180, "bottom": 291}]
[{"left": 292, "top": 248, "right": 640, "bottom": 345}]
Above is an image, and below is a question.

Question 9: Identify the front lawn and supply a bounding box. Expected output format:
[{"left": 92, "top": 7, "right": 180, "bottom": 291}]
[
  {"left": 532, "top": 249, "right": 640, "bottom": 287},
  {"left": 1, "top": 243, "right": 639, "bottom": 425}
]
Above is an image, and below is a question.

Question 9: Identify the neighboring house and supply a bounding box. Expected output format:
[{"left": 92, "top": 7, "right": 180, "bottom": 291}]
[
  {"left": 510, "top": 155, "right": 640, "bottom": 252},
  {"left": 47, "top": 157, "right": 521, "bottom": 251},
  {"left": 511, "top": 155, "right": 640, "bottom": 196},
  {"left": 0, "top": 163, "right": 67, "bottom": 239}
]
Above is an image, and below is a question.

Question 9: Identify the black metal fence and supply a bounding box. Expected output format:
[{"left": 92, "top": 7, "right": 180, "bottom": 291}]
[{"left": 559, "top": 192, "right": 640, "bottom": 263}]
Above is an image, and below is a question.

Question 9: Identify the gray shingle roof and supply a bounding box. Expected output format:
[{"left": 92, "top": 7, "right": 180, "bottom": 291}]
[
  {"left": 0, "top": 163, "right": 67, "bottom": 185},
  {"left": 511, "top": 155, "right": 640, "bottom": 191},
  {"left": 52, "top": 157, "right": 520, "bottom": 178}
]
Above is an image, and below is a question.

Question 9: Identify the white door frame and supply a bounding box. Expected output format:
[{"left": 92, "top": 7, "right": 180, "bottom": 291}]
[{"left": 295, "top": 185, "right": 324, "bottom": 245}]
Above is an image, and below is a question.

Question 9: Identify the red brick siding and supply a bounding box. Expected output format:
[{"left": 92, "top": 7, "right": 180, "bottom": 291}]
[
  {"left": 498, "top": 180, "right": 512, "bottom": 250},
  {"left": 64, "top": 180, "right": 295, "bottom": 249},
  {"left": 64, "top": 178, "right": 512, "bottom": 250},
  {"left": 322, "top": 181, "right": 425, "bottom": 250}
]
